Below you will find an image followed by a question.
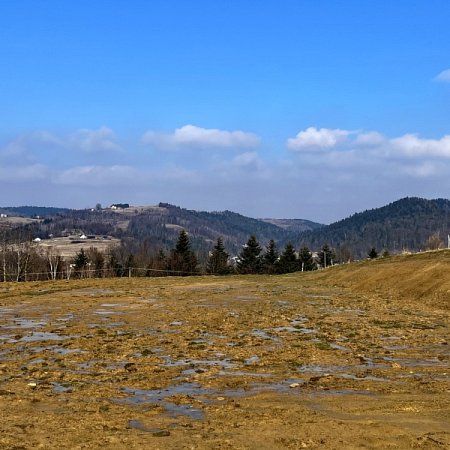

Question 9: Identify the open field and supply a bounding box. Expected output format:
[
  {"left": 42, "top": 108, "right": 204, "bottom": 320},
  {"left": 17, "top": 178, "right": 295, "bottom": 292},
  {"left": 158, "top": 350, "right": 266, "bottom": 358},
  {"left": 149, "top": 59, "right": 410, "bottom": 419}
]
[
  {"left": 35, "top": 237, "right": 120, "bottom": 259},
  {"left": 0, "top": 252, "right": 449, "bottom": 449}
]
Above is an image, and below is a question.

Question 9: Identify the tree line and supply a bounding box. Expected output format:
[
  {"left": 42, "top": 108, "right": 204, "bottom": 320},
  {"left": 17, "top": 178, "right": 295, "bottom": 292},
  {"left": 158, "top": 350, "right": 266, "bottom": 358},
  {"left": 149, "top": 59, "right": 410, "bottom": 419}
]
[{"left": 0, "top": 228, "right": 338, "bottom": 281}]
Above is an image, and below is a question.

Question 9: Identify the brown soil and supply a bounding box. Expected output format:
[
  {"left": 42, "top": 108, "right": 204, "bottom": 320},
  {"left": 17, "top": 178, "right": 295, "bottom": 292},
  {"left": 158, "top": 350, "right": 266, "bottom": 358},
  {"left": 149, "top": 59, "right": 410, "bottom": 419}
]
[{"left": 0, "top": 251, "right": 449, "bottom": 449}]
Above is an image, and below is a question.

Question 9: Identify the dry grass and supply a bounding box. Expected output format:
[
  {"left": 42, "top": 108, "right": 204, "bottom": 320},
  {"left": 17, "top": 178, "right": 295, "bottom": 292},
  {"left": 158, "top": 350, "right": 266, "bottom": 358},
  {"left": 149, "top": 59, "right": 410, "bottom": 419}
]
[{"left": 314, "top": 249, "right": 450, "bottom": 310}]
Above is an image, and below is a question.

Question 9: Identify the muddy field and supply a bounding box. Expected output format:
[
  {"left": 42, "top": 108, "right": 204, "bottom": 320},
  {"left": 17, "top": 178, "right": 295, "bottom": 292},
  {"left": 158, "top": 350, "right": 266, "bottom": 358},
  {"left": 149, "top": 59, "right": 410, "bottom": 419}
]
[{"left": 0, "top": 253, "right": 449, "bottom": 449}]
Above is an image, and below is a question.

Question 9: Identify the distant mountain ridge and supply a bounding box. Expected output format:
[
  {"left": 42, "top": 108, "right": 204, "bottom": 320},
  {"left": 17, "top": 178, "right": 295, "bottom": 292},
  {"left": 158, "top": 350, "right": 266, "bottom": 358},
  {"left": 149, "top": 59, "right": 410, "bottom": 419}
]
[
  {"left": 0, "top": 206, "right": 71, "bottom": 217},
  {"left": 2, "top": 197, "right": 449, "bottom": 260},
  {"left": 298, "top": 197, "right": 450, "bottom": 259}
]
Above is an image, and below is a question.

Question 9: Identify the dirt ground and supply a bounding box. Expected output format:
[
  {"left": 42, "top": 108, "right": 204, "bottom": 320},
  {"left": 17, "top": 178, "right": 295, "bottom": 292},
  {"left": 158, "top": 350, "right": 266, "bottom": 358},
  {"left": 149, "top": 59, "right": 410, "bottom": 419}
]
[{"left": 0, "top": 252, "right": 449, "bottom": 449}]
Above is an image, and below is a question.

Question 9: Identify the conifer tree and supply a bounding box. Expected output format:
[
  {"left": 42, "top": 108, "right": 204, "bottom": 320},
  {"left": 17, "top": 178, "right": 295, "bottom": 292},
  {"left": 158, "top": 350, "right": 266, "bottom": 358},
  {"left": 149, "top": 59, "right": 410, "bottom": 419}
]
[
  {"left": 73, "top": 248, "right": 89, "bottom": 278},
  {"left": 262, "top": 239, "right": 279, "bottom": 274},
  {"left": 74, "top": 248, "right": 89, "bottom": 271},
  {"left": 207, "top": 237, "right": 232, "bottom": 274},
  {"left": 298, "top": 246, "right": 315, "bottom": 271},
  {"left": 237, "top": 235, "right": 262, "bottom": 274},
  {"left": 168, "top": 230, "right": 198, "bottom": 275},
  {"left": 368, "top": 247, "right": 378, "bottom": 259},
  {"left": 278, "top": 242, "right": 299, "bottom": 273}
]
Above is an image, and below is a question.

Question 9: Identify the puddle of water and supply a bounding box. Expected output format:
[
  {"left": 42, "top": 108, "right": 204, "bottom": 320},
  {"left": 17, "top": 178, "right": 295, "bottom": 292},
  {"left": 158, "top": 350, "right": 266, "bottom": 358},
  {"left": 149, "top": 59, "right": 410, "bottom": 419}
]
[
  {"left": 5, "top": 319, "right": 48, "bottom": 329},
  {"left": 128, "top": 420, "right": 169, "bottom": 434},
  {"left": 251, "top": 330, "right": 279, "bottom": 341},
  {"left": 20, "top": 332, "right": 69, "bottom": 342},
  {"left": 290, "top": 317, "right": 308, "bottom": 326},
  {"left": 0, "top": 334, "right": 14, "bottom": 341},
  {"left": 340, "top": 373, "right": 391, "bottom": 382},
  {"left": 383, "top": 356, "right": 448, "bottom": 367},
  {"left": 272, "top": 327, "right": 303, "bottom": 333},
  {"left": 57, "top": 314, "right": 75, "bottom": 322},
  {"left": 162, "top": 357, "right": 238, "bottom": 369},
  {"left": 245, "top": 355, "right": 260, "bottom": 365},
  {"left": 94, "top": 309, "right": 120, "bottom": 315},
  {"left": 170, "top": 321, "right": 183, "bottom": 326},
  {"left": 330, "top": 343, "right": 352, "bottom": 352},
  {"left": 117, "top": 378, "right": 307, "bottom": 420},
  {"left": 52, "top": 382, "right": 73, "bottom": 393},
  {"left": 296, "top": 327, "right": 317, "bottom": 334},
  {"left": 118, "top": 383, "right": 207, "bottom": 420},
  {"left": 235, "top": 296, "right": 258, "bottom": 302},
  {"left": 218, "top": 371, "right": 273, "bottom": 377},
  {"left": 30, "top": 345, "right": 83, "bottom": 355},
  {"left": 28, "top": 358, "right": 48, "bottom": 365},
  {"left": 383, "top": 345, "right": 410, "bottom": 351}
]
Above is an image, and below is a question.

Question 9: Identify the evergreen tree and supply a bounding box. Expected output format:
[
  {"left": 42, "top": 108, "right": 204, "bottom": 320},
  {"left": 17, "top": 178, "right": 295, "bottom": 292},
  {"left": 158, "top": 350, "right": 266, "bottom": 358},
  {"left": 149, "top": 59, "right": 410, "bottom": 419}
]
[
  {"left": 319, "top": 244, "right": 335, "bottom": 268},
  {"left": 168, "top": 230, "right": 198, "bottom": 275},
  {"left": 73, "top": 248, "right": 89, "bottom": 271},
  {"left": 207, "top": 237, "right": 232, "bottom": 274},
  {"left": 298, "top": 246, "right": 315, "bottom": 271},
  {"left": 262, "top": 239, "right": 279, "bottom": 274},
  {"left": 73, "top": 248, "right": 89, "bottom": 278},
  {"left": 237, "top": 235, "right": 262, "bottom": 274},
  {"left": 368, "top": 247, "right": 378, "bottom": 259},
  {"left": 278, "top": 242, "right": 299, "bottom": 273}
]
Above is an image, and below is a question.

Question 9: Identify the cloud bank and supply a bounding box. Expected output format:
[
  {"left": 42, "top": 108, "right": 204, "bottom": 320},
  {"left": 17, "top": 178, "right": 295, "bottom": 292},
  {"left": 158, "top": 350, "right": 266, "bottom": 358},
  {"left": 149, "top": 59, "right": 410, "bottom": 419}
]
[
  {"left": 142, "top": 125, "right": 260, "bottom": 150},
  {"left": 1, "top": 125, "right": 450, "bottom": 222},
  {"left": 287, "top": 127, "right": 351, "bottom": 151}
]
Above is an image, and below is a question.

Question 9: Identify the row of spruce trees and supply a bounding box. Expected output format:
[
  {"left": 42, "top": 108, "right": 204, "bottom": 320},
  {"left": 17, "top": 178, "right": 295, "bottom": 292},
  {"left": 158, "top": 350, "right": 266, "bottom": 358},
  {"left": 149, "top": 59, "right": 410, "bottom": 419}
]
[{"left": 166, "top": 230, "right": 335, "bottom": 276}]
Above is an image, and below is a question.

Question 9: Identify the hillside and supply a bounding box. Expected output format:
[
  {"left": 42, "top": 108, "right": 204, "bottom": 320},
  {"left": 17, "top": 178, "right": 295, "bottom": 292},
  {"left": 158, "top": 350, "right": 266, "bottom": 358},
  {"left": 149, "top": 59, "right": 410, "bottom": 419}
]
[
  {"left": 298, "top": 197, "right": 450, "bottom": 259},
  {"left": 313, "top": 249, "right": 450, "bottom": 311},
  {"left": 2, "top": 203, "right": 321, "bottom": 256},
  {"left": 0, "top": 206, "right": 71, "bottom": 217},
  {"left": 261, "top": 218, "right": 323, "bottom": 232}
]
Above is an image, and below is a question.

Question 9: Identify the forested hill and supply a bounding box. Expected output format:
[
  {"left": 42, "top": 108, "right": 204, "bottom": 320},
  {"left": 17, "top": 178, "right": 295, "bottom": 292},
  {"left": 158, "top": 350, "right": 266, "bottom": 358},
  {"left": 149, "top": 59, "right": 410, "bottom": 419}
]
[
  {"left": 298, "top": 197, "right": 450, "bottom": 259},
  {"left": 124, "top": 205, "right": 321, "bottom": 254},
  {"left": 3, "top": 203, "right": 321, "bottom": 256}
]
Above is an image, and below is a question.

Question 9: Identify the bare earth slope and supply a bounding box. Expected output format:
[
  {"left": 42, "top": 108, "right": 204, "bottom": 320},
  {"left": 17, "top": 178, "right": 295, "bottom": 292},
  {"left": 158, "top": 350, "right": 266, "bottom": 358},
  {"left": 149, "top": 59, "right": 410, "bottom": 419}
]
[{"left": 0, "top": 252, "right": 449, "bottom": 449}]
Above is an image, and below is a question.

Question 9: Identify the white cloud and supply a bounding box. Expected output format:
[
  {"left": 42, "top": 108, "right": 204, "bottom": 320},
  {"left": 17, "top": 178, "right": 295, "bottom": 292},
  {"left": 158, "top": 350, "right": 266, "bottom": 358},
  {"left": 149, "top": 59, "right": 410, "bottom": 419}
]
[
  {"left": 434, "top": 69, "right": 450, "bottom": 82},
  {"left": 70, "top": 126, "right": 120, "bottom": 152},
  {"left": 354, "top": 131, "right": 386, "bottom": 146},
  {"left": 400, "top": 162, "right": 438, "bottom": 178},
  {"left": 287, "top": 127, "right": 351, "bottom": 151},
  {"left": 391, "top": 134, "right": 450, "bottom": 158},
  {"left": 1, "top": 131, "right": 62, "bottom": 162},
  {"left": 142, "top": 124, "right": 260, "bottom": 150},
  {"left": 232, "top": 151, "right": 262, "bottom": 169}
]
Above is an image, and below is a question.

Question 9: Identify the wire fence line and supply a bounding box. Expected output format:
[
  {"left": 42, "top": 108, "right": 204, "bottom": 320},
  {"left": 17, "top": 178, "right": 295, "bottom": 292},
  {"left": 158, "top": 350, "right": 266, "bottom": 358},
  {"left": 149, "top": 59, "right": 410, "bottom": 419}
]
[{"left": 0, "top": 265, "right": 202, "bottom": 281}]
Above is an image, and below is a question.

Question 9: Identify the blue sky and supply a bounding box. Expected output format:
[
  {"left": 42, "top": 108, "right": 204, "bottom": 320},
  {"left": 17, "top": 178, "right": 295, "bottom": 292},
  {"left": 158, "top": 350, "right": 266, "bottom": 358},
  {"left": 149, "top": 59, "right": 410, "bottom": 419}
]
[{"left": 1, "top": 1, "right": 450, "bottom": 223}]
